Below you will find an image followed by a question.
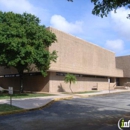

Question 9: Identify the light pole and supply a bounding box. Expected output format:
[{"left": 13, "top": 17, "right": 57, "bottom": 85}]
[{"left": 108, "top": 78, "right": 110, "bottom": 93}]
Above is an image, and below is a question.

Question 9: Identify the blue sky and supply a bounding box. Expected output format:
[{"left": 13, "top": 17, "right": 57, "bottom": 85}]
[{"left": 0, "top": 0, "right": 130, "bottom": 56}]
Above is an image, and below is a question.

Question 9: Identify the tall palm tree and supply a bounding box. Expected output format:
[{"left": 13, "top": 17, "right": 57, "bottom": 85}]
[{"left": 64, "top": 73, "right": 77, "bottom": 93}]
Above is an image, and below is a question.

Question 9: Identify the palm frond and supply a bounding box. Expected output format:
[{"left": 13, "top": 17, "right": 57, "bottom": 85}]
[{"left": 64, "top": 73, "right": 76, "bottom": 83}]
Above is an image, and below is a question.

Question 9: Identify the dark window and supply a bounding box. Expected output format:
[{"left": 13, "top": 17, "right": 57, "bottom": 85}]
[
  {"left": 56, "top": 72, "right": 107, "bottom": 79},
  {"left": 110, "top": 78, "right": 115, "bottom": 83}
]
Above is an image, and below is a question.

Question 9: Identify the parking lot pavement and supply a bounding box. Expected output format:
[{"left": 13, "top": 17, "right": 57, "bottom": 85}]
[{"left": 0, "top": 92, "right": 130, "bottom": 130}]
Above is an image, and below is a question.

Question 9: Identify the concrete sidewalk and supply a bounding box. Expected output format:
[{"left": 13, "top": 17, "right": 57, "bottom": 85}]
[
  {"left": 75, "top": 89, "right": 130, "bottom": 97},
  {"left": 0, "top": 89, "right": 130, "bottom": 110},
  {"left": 0, "top": 95, "right": 73, "bottom": 109}
]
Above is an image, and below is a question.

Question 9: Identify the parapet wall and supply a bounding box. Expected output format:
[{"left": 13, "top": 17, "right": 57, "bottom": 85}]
[
  {"left": 48, "top": 27, "right": 123, "bottom": 77},
  {"left": 116, "top": 55, "right": 130, "bottom": 77}
]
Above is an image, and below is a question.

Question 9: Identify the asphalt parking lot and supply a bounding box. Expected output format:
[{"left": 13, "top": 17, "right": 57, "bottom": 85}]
[{"left": 0, "top": 92, "right": 130, "bottom": 130}]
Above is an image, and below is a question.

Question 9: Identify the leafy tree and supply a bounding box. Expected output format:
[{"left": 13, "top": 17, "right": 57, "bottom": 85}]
[
  {"left": 68, "top": 0, "right": 130, "bottom": 17},
  {"left": 64, "top": 73, "right": 77, "bottom": 93},
  {"left": 91, "top": 0, "right": 130, "bottom": 17},
  {"left": 0, "top": 11, "right": 57, "bottom": 93}
]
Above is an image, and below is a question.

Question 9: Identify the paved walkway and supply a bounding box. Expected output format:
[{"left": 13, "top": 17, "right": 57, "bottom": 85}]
[
  {"left": 0, "top": 95, "right": 72, "bottom": 109},
  {"left": 0, "top": 89, "right": 130, "bottom": 110},
  {"left": 75, "top": 89, "right": 130, "bottom": 97}
]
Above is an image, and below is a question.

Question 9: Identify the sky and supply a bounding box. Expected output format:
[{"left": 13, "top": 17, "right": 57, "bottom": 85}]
[{"left": 0, "top": 0, "right": 130, "bottom": 56}]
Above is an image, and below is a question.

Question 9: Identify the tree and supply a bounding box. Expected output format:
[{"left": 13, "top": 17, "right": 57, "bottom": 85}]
[
  {"left": 91, "top": 0, "right": 130, "bottom": 17},
  {"left": 0, "top": 11, "right": 57, "bottom": 93},
  {"left": 64, "top": 73, "right": 77, "bottom": 93},
  {"left": 68, "top": 0, "right": 130, "bottom": 17}
]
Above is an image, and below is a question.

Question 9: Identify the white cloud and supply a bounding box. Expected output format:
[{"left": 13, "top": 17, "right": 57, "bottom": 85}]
[
  {"left": 0, "top": 0, "right": 35, "bottom": 14},
  {"left": 105, "top": 39, "right": 124, "bottom": 53},
  {"left": 110, "top": 7, "right": 130, "bottom": 40},
  {"left": 50, "top": 14, "right": 83, "bottom": 34},
  {"left": 0, "top": 0, "right": 50, "bottom": 24}
]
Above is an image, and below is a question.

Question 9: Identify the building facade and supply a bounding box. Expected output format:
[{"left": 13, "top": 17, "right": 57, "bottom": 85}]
[
  {"left": 116, "top": 55, "right": 130, "bottom": 86},
  {"left": 0, "top": 27, "right": 129, "bottom": 92}
]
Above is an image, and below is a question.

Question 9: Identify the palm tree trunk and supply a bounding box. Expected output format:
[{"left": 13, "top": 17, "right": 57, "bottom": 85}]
[{"left": 69, "top": 82, "right": 73, "bottom": 93}]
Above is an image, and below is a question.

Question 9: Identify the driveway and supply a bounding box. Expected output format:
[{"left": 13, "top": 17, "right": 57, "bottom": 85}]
[{"left": 0, "top": 92, "right": 130, "bottom": 130}]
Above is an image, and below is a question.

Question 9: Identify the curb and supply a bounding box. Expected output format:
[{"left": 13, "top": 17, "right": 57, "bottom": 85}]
[
  {"left": 0, "top": 96, "right": 73, "bottom": 116},
  {"left": 75, "top": 90, "right": 130, "bottom": 98},
  {"left": 0, "top": 109, "right": 28, "bottom": 116}
]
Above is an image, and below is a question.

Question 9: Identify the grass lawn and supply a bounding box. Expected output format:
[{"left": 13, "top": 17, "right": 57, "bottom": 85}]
[
  {"left": 63, "top": 91, "right": 99, "bottom": 94},
  {"left": 0, "top": 93, "right": 55, "bottom": 100},
  {"left": 74, "top": 91, "right": 100, "bottom": 94},
  {"left": 0, "top": 104, "right": 23, "bottom": 113}
]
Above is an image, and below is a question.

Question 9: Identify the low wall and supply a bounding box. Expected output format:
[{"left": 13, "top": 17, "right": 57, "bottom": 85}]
[{"left": 49, "top": 72, "right": 109, "bottom": 93}]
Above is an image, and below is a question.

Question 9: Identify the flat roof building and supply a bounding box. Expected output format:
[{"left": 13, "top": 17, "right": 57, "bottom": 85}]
[{"left": 0, "top": 27, "right": 129, "bottom": 92}]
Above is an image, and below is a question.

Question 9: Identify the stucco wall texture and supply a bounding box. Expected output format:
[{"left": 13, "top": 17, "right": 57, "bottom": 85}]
[
  {"left": 49, "top": 72, "right": 116, "bottom": 93},
  {"left": 0, "top": 75, "right": 49, "bottom": 92},
  {"left": 47, "top": 27, "right": 121, "bottom": 92},
  {"left": 48, "top": 27, "right": 123, "bottom": 77},
  {"left": 116, "top": 55, "right": 130, "bottom": 77}
]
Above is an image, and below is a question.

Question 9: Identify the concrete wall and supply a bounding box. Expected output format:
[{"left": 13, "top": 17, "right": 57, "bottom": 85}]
[
  {"left": 48, "top": 27, "right": 123, "bottom": 77},
  {"left": 119, "top": 78, "right": 128, "bottom": 86},
  {"left": 116, "top": 55, "right": 130, "bottom": 77},
  {"left": 23, "top": 74, "right": 49, "bottom": 92},
  {"left": 118, "top": 78, "right": 130, "bottom": 86},
  {"left": 0, "top": 77, "right": 20, "bottom": 90},
  {"left": 49, "top": 72, "right": 111, "bottom": 93},
  {"left": 0, "top": 74, "right": 50, "bottom": 92}
]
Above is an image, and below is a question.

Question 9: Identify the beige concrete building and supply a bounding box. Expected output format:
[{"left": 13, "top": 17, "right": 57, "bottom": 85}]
[
  {"left": 116, "top": 55, "right": 130, "bottom": 86},
  {"left": 0, "top": 27, "right": 129, "bottom": 92}
]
